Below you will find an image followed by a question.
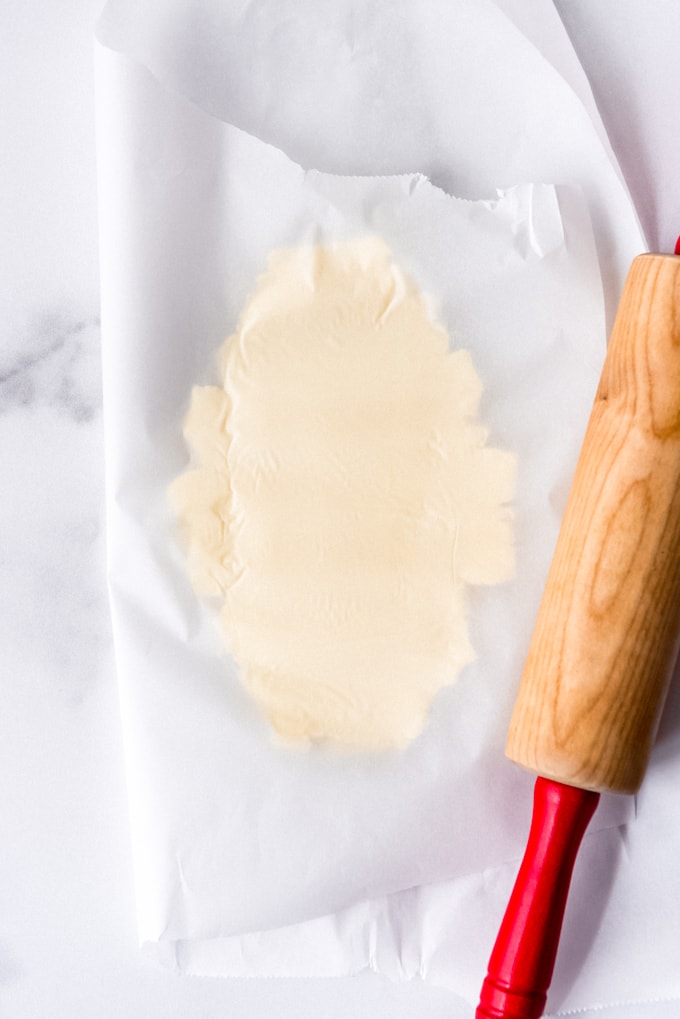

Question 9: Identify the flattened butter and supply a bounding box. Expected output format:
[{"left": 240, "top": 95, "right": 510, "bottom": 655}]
[{"left": 171, "top": 238, "right": 515, "bottom": 749}]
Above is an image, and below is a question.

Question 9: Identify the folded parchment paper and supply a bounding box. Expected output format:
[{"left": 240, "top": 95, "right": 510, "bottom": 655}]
[{"left": 95, "top": 2, "right": 680, "bottom": 1014}]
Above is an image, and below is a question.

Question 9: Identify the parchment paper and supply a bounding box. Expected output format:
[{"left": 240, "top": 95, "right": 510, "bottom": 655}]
[{"left": 94, "top": 1, "right": 680, "bottom": 1014}]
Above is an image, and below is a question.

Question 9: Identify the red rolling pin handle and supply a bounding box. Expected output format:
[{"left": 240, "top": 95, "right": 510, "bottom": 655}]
[{"left": 476, "top": 778, "right": 599, "bottom": 1019}]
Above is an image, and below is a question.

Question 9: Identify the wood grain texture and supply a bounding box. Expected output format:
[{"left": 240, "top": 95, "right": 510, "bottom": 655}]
[{"left": 506, "top": 254, "right": 680, "bottom": 794}]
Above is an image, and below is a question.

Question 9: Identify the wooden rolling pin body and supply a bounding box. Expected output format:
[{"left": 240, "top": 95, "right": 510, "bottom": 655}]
[{"left": 507, "top": 253, "right": 680, "bottom": 794}]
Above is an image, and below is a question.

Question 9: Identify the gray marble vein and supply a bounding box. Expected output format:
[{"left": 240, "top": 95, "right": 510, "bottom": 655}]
[
  {"left": 0, "top": 313, "right": 102, "bottom": 422},
  {"left": 0, "top": 308, "right": 111, "bottom": 707}
]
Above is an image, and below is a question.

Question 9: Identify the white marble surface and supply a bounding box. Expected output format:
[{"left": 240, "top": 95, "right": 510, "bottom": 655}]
[{"left": 3, "top": 2, "right": 680, "bottom": 1017}]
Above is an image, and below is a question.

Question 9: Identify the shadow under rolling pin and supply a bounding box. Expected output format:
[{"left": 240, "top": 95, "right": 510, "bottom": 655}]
[{"left": 477, "top": 251, "right": 680, "bottom": 1019}]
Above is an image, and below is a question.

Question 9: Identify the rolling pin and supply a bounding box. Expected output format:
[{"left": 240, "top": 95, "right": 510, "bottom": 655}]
[{"left": 476, "top": 251, "right": 680, "bottom": 1019}]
